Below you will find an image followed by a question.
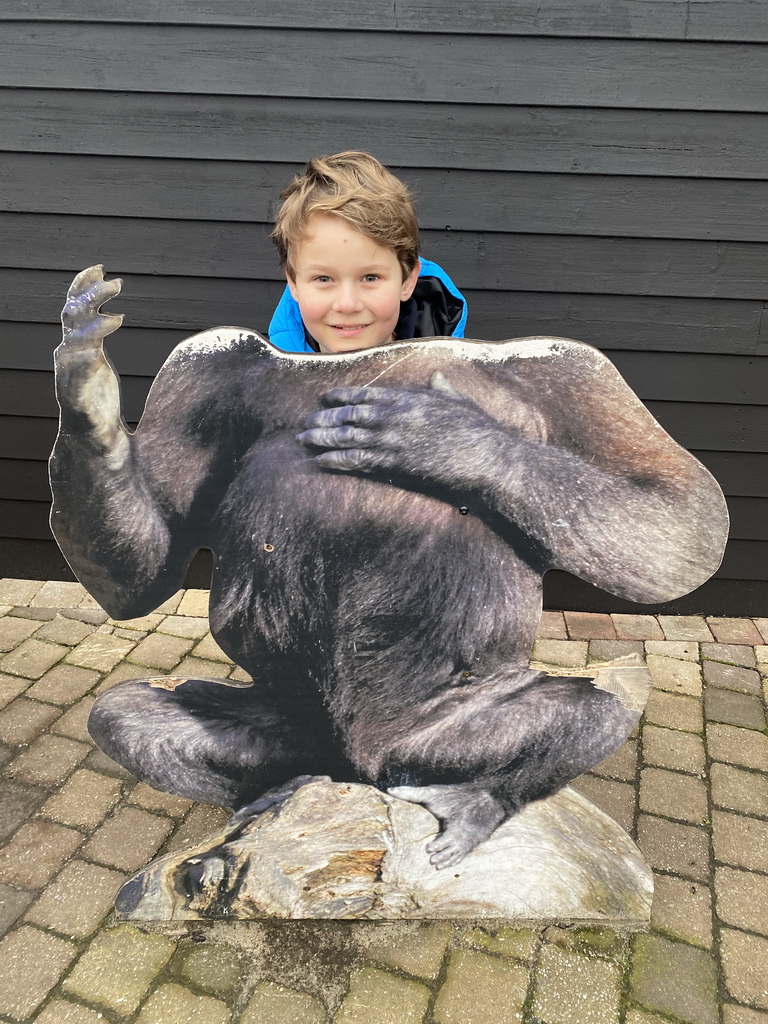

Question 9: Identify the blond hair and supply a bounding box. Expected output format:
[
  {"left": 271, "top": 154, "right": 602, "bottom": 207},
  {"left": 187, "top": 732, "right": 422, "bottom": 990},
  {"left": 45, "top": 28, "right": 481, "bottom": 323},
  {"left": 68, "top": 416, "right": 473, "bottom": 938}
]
[{"left": 272, "top": 151, "right": 419, "bottom": 279}]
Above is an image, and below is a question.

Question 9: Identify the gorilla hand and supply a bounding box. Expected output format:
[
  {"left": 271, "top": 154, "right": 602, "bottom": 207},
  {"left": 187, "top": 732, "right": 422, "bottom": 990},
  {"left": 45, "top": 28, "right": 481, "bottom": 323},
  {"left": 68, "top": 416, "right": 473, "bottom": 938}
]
[
  {"left": 54, "top": 265, "right": 127, "bottom": 455},
  {"left": 296, "top": 372, "right": 511, "bottom": 489}
]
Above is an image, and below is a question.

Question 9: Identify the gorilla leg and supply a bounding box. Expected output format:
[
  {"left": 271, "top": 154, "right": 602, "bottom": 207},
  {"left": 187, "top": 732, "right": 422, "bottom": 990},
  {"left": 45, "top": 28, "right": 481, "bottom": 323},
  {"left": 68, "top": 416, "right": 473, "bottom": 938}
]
[
  {"left": 382, "top": 661, "right": 650, "bottom": 867},
  {"left": 89, "top": 677, "right": 318, "bottom": 807}
]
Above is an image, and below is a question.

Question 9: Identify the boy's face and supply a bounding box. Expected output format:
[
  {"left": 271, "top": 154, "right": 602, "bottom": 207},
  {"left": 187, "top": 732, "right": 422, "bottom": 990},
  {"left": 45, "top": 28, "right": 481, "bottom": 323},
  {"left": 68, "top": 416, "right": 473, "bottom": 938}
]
[{"left": 286, "top": 214, "right": 420, "bottom": 354}]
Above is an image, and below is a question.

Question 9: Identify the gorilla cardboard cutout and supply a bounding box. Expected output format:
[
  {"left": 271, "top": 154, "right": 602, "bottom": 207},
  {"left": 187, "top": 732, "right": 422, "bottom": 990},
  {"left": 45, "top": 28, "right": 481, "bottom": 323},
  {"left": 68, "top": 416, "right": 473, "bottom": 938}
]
[{"left": 50, "top": 267, "right": 728, "bottom": 871}]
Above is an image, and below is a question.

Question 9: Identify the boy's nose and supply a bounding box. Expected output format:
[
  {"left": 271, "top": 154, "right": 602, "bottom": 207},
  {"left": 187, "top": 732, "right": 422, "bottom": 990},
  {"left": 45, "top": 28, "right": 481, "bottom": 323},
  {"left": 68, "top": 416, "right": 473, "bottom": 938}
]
[{"left": 333, "top": 284, "right": 364, "bottom": 313}]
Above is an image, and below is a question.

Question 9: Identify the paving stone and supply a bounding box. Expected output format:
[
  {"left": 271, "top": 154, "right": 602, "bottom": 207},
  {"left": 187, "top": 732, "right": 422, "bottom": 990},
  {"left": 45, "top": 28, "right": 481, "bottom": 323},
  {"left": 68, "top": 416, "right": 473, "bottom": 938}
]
[
  {"left": 569, "top": 775, "right": 635, "bottom": 832},
  {"left": 0, "top": 673, "right": 31, "bottom": 710},
  {"left": 0, "top": 925, "right": 77, "bottom": 1019},
  {"left": 0, "top": 779, "right": 46, "bottom": 841},
  {"left": 719, "top": 928, "right": 768, "bottom": 1009},
  {"left": 646, "top": 655, "right": 701, "bottom": 696},
  {"left": 463, "top": 927, "right": 538, "bottom": 963},
  {"left": 33, "top": 615, "right": 96, "bottom": 647},
  {"left": 113, "top": 626, "right": 149, "bottom": 640},
  {"left": 0, "top": 741, "right": 11, "bottom": 766},
  {"left": 612, "top": 614, "right": 664, "bottom": 640},
  {"left": 0, "top": 614, "right": 41, "bottom": 651},
  {"left": 31, "top": 581, "right": 88, "bottom": 608},
  {"left": 716, "top": 865, "right": 768, "bottom": 937},
  {"left": 191, "top": 632, "right": 233, "bottom": 663},
  {"left": 702, "top": 660, "right": 761, "bottom": 695},
  {"left": 172, "top": 655, "right": 233, "bottom": 679},
  {"left": 642, "top": 725, "right": 705, "bottom": 775},
  {"left": 625, "top": 1011, "right": 681, "bottom": 1024},
  {"left": 756, "top": 645, "right": 768, "bottom": 665},
  {"left": 433, "top": 949, "right": 529, "bottom": 1024},
  {"left": 174, "top": 939, "right": 246, "bottom": 999},
  {"left": 60, "top": 607, "right": 109, "bottom": 625},
  {"left": 241, "top": 981, "right": 326, "bottom": 1024},
  {"left": 0, "top": 696, "right": 61, "bottom": 744},
  {"left": 712, "top": 810, "right": 768, "bottom": 872},
  {"left": 95, "top": 660, "right": 147, "bottom": 692},
  {"left": 129, "top": 781, "right": 194, "bottom": 817},
  {"left": 723, "top": 1008, "right": 768, "bottom": 1024},
  {"left": 64, "top": 633, "right": 136, "bottom": 672},
  {"left": 25, "top": 858, "right": 126, "bottom": 937},
  {"left": 0, "top": 819, "right": 83, "bottom": 888},
  {"left": 564, "top": 611, "right": 616, "bottom": 640},
  {"left": 707, "top": 723, "right": 768, "bottom": 771},
  {"left": 155, "top": 590, "right": 184, "bottom": 614},
  {"left": 51, "top": 696, "right": 96, "bottom": 744},
  {"left": 536, "top": 610, "right": 567, "bottom": 639},
  {"left": 704, "top": 687, "right": 766, "bottom": 730},
  {"left": 126, "top": 632, "right": 194, "bottom": 670},
  {"left": 591, "top": 738, "right": 638, "bottom": 782},
  {"left": 33, "top": 998, "right": 111, "bottom": 1024},
  {"left": 157, "top": 614, "right": 211, "bottom": 639},
  {"left": 0, "top": 578, "right": 44, "bottom": 605},
  {"left": 135, "top": 982, "right": 230, "bottom": 1024},
  {"left": 335, "top": 966, "right": 430, "bottom": 1024},
  {"left": 658, "top": 616, "right": 713, "bottom": 642},
  {"left": 8, "top": 604, "right": 58, "bottom": 620},
  {"left": 77, "top": 590, "right": 105, "bottom": 610},
  {"left": 630, "top": 933, "right": 719, "bottom": 1024},
  {"left": 163, "top": 804, "right": 231, "bottom": 853},
  {"left": 177, "top": 589, "right": 210, "bottom": 617},
  {"left": 711, "top": 763, "right": 768, "bottom": 816},
  {"left": 588, "top": 640, "right": 645, "bottom": 662},
  {"left": 531, "top": 639, "right": 588, "bottom": 668},
  {"left": 636, "top": 815, "right": 710, "bottom": 881},
  {"left": 25, "top": 663, "right": 101, "bottom": 705},
  {"left": 707, "top": 617, "right": 764, "bottom": 645},
  {"left": 63, "top": 925, "right": 176, "bottom": 1014},
  {"left": 532, "top": 945, "right": 621, "bottom": 1024},
  {"left": 5, "top": 734, "right": 90, "bottom": 786},
  {"left": 639, "top": 767, "right": 708, "bottom": 824},
  {"left": 229, "top": 665, "right": 253, "bottom": 683},
  {"left": 701, "top": 642, "right": 757, "bottom": 668},
  {"left": 755, "top": 618, "right": 768, "bottom": 643},
  {"left": 83, "top": 806, "right": 174, "bottom": 871},
  {"left": 0, "top": 638, "right": 69, "bottom": 679},
  {"left": 0, "top": 881, "right": 33, "bottom": 937},
  {"left": 644, "top": 640, "right": 699, "bottom": 662},
  {"left": 39, "top": 768, "right": 123, "bottom": 828},
  {"left": 363, "top": 923, "right": 450, "bottom": 980},
  {"left": 650, "top": 873, "right": 712, "bottom": 948},
  {"left": 107, "top": 612, "right": 166, "bottom": 632},
  {"left": 84, "top": 746, "right": 137, "bottom": 781}
]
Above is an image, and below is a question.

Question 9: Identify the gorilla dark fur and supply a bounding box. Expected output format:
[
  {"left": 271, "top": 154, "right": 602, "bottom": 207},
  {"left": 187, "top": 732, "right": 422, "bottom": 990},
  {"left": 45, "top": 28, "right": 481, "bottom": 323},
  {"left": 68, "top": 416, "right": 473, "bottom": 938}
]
[{"left": 50, "top": 267, "right": 728, "bottom": 868}]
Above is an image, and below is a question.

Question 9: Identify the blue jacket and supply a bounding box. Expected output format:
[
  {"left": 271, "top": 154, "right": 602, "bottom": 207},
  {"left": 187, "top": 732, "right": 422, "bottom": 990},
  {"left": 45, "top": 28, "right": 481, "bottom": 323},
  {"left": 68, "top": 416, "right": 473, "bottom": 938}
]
[{"left": 267, "top": 257, "right": 468, "bottom": 353}]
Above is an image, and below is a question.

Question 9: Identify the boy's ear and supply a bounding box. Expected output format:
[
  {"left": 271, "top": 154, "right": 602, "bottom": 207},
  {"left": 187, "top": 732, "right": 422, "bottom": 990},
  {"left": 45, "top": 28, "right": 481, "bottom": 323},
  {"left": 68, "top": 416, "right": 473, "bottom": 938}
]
[
  {"left": 400, "top": 259, "right": 420, "bottom": 301},
  {"left": 286, "top": 273, "right": 299, "bottom": 301}
]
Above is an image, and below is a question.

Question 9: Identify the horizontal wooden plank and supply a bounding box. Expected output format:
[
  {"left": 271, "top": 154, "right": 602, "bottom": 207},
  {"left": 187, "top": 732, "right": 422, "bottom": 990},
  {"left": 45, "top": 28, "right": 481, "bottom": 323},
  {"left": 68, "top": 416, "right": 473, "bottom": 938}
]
[
  {"left": 716, "top": 540, "right": 768, "bottom": 581},
  {"left": 693, "top": 451, "right": 768, "bottom": 498},
  {"left": 1, "top": 275, "right": 763, "bottom": 356},
  {"left": 727, "top": 497, "right": 768, "bottom": 541},
  {"left": 5, "top": 155, "right": 768, "bottom": 243},
  {"left": 6, "top": 213, "right": 768, "bottom": 301},
  {"left": 0, "top": 459, "right": 51, "bottom": 502},
  {"left": 646, "top": 401, "right": 768, "bottom": 454},
  {"left": 3, "top": 1, "right": 768, "bottom": 41},
  {"left": 4, "top": 90, "right": 768, "bottom": 180},
  {"left": 1, "top": 370, "right": 152, "bottom": 423},
  {"left": 607, "top": 352, "right": 768, "bottom": 405},
  {"left": 0, "top": 499, "right": 50, "bottom": 541},
  {"left": 3, "top": 25, "right": 767, "bottom": 111},
  {"left": 0, "top": 416, "right": 56, "bottom": 461}
]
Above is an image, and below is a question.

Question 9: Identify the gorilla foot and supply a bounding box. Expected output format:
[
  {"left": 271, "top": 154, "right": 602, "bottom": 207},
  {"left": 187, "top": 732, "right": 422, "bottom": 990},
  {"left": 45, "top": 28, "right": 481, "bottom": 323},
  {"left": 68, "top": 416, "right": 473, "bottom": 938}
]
[
  {"left": 388, "top": 782, "right": 505, "bottom": 869},
  {"left": 228, "top": 774, "right": 331, "bottom": 827}
]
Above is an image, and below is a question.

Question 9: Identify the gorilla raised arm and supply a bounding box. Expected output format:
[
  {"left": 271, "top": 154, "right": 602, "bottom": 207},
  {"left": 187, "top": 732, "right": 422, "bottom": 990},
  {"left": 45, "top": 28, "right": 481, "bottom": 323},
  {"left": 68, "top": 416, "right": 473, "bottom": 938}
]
[{"left": 51, "top": 267, "right": 728, "bottom": 868}]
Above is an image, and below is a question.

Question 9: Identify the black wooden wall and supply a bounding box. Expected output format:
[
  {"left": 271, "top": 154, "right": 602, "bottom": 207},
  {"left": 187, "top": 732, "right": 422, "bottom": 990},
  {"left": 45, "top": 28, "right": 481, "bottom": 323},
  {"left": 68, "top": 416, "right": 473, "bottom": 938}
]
[{"left": 1, "top": 3, "right": 767, "bottom": 614}]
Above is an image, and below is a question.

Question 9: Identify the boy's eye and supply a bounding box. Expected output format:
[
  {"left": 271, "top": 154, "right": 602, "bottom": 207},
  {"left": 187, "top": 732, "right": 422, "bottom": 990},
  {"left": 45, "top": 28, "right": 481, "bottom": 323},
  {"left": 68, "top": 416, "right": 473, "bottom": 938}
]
[
  {"left": 362, "top": 274, "right": 381, "bottom": 283},
  {"left": 313, "top": 275, "right": 332, "bottom": 283}
]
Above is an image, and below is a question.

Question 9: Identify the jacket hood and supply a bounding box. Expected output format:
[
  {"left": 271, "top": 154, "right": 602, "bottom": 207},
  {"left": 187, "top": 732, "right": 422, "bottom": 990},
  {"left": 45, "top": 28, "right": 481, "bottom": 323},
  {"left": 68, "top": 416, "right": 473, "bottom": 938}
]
[{"left": 267, "top": 257, "right": 468, "bottom": 353}]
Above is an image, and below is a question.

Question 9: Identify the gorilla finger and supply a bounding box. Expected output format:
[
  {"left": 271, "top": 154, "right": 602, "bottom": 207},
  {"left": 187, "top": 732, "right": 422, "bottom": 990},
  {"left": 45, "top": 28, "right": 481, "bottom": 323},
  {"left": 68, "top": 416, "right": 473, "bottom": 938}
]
[
  {"left": 315, "top": 448, "right": 380, "bottom": 472},
  {"left": 388, "top": 784, "right": 441, "bottom": 805},
  {"left": 303, "top": 404, "right": 377, "bottom": 429},
  {"left": 296, "top": 425, "right": 371, "bottom": 449},
  {"left": 321, "top": 386, "right": 397, "bottom": 407}
]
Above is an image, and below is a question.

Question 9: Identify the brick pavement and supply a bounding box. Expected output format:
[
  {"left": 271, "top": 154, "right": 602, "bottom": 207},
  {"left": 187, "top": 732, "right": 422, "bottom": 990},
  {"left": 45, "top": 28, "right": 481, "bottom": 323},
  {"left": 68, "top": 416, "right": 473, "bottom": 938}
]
[{"left": 0, "top": 583, "right": 767, "bottom": 1023}]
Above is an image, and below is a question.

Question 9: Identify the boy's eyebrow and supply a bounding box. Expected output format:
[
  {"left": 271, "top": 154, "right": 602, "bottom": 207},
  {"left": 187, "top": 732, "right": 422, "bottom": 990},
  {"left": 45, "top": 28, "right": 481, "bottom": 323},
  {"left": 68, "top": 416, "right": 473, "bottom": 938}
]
[{"left": 300, "top": 262, "right": 394, "bottom": 273}]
